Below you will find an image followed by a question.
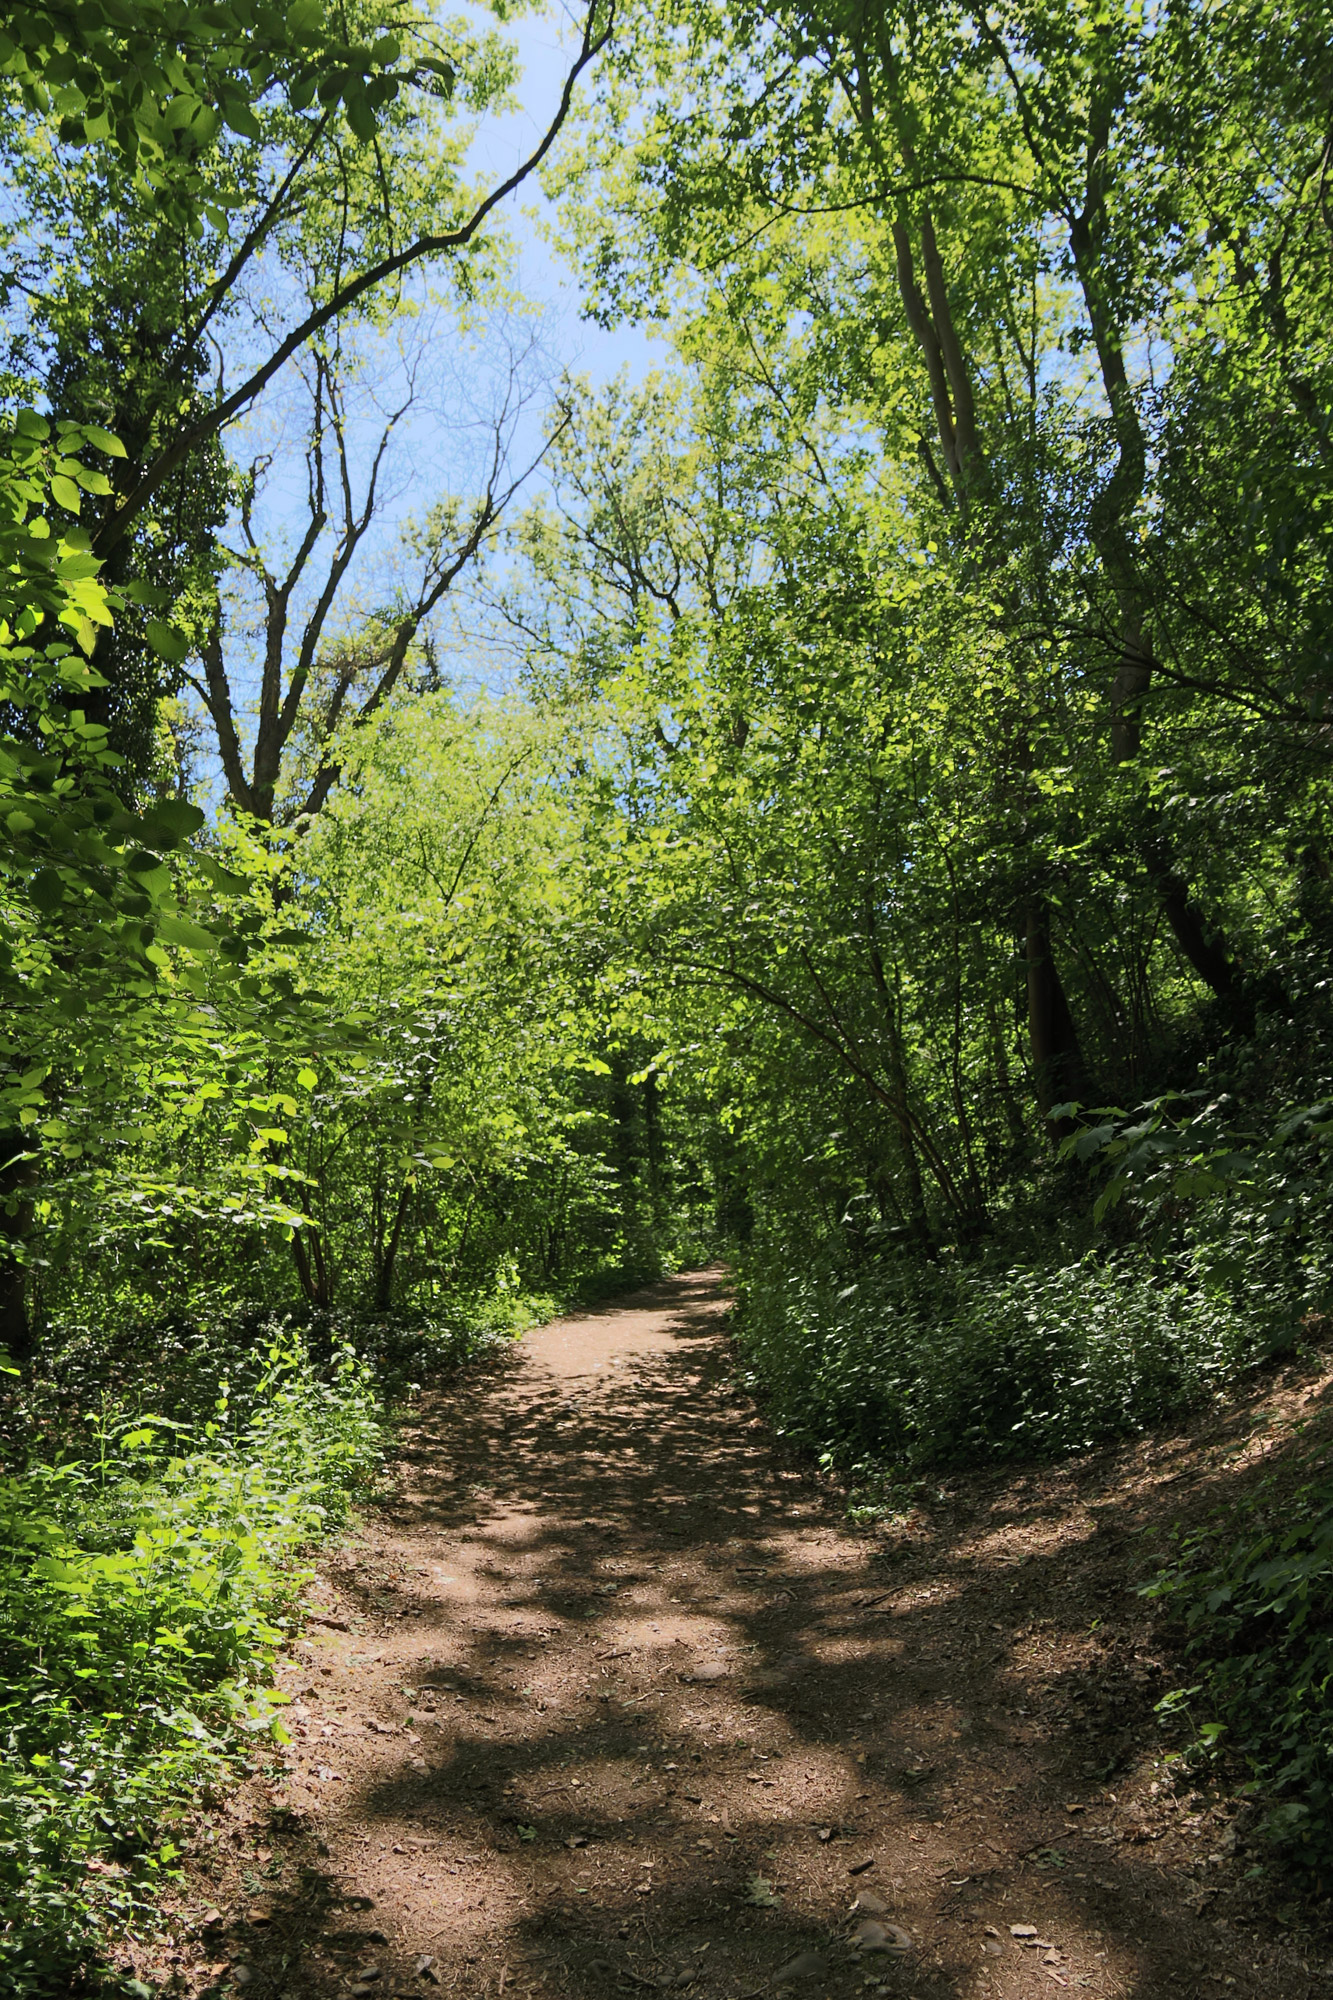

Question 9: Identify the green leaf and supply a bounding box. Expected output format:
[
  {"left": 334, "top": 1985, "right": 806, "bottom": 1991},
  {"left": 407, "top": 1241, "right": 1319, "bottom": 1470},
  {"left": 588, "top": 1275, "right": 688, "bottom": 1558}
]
[
  {"left": 286, "top": 0, "right": 324, "bottom": 40},
  {"left": 139, "top": 799, "right": 205, "bottom": 844},
  {"left": 49, "top": 475, "right": 81, "bottom": 513},
  {"left": 145, "top": 619, "right": 189, "bottom": 663},
  {"left": 221, "top": 94, "right": 262, "bottom": 139},
  {"left": 162, "top": 92, "right": 201, "bottom": 130},
  {"left": 199, "top": 858, "right": 250, "bottom": 895},
  {"left": 344, "top": 91, "right": 375, "bottom": 140},
  {"left": 56, "top": 551, "right": 102, "bottom": 580},
  {"left": 29, "top": 869, "right": 64, "bottom": 912},
  {"left": 69, "top": 463, "right": 112, "bottom": 496},
  {"left": 157, "top": 914, "right": 218, "bottom": 951},
  {"left": 81, "top": 424, "right": 127, "bottom": 458}
]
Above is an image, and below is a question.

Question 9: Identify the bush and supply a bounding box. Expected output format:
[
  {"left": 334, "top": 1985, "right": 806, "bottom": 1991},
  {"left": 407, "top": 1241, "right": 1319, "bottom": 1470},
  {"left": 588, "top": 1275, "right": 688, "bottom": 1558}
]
[
  {"left": 1144, "top": 1451, "right": 1333, "bottom": 1880},
  {"left": 0, "top": 1328, "right": 382, "bottom": 1996},
  {"left": 734, "top": 1237, "right": 1319, "bottom": 1473}
]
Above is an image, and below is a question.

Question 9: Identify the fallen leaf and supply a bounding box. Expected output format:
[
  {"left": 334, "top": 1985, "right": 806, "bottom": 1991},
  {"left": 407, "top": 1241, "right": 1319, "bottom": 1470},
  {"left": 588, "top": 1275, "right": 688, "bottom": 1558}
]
[
  {"left": 772, "top": 1951, "right": 829, "bottom": 1983},
  {"left": 852, "top": 1921, "right": 912, "bottom": 1955},
  {"left": 745, "top": 1874, "right": 781, "bottom": 1908},
  {"left": 1011, "top": 1925, "right": 1038, "bottom": 1939}
]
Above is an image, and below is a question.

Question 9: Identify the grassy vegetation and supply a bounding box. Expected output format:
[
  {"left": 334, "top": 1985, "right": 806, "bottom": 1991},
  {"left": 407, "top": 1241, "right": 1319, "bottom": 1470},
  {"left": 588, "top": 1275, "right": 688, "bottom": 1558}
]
[
  {"left": 734, "top": 1234, "right": 1326, "bottom": 1477},
  {"left": 0, "top": 1323, "right": 384, "bottom": 1995},
  {"left": 1145, "top": 1440, "right": 1333, "bottom": 1883}
]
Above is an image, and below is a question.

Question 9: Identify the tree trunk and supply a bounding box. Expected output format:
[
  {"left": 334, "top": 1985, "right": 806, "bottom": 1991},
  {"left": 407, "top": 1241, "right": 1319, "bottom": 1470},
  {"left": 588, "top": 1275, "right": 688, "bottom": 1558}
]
[
  {"left": 987, "top": 995, "right": 1030, "bottom": 1154},
  {"left": 292, "top": 1227, "right": 332, "bottom": 1309},
  {"left": 1023, "top": 903, "right": 1091, "bottom": 1131},
  {"left": 374, "top": 1182, "right": 412, "bottom": 1314},
  {"left": 0, "top": 1135, "right": 33, "bottom": 1363}
]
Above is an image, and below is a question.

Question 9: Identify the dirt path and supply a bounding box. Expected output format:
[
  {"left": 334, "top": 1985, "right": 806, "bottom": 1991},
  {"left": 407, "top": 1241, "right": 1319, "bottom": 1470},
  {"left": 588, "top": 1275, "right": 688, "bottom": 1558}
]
[{"left": 161, "top": 1271, "right": 1325, "bottom": 2000}]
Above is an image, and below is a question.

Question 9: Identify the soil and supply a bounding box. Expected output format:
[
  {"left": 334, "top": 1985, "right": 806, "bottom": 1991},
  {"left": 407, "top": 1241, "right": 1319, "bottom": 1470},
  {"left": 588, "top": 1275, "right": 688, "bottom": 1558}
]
[{"left": 145, "top": 1269, "right": 1333, "bottom": 2000}]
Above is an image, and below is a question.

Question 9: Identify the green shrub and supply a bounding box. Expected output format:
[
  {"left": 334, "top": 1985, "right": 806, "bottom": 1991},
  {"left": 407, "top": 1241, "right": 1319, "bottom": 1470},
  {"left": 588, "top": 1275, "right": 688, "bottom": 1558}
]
[
  {"left": 735, "top": 1238, "right": 1317, "bottom": 1472},
  {"left": 0, "top": 1329, "right": 382, "bottom": 1996},
  {"left": 1144, "top": 1453, "right": 1333, "bottom": 1879}
]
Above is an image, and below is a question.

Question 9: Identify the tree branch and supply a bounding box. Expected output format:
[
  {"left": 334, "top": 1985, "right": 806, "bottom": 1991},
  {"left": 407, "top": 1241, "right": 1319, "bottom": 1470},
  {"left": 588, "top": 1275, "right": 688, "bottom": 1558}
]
[{"left": 93, "top": 1, "right": 614, "bottom": 557}]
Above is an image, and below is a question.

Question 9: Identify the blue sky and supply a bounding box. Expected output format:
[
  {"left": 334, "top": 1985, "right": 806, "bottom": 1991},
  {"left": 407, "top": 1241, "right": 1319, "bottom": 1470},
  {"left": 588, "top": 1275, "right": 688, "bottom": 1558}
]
[
  {"left": 208, "top": 7, "right": 661, "bottom": 771},
  {"left": 468, "top": 3, "right": 660, "bottom": 396}
]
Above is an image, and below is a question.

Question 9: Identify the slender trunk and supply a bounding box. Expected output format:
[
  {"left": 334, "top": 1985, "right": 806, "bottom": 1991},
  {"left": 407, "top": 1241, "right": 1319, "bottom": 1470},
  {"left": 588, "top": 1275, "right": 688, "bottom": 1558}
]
[
  {"left": 375, "top": 1182, "right": 412, "bottom": 1314},
  {"left": 0, "top": 1136, "right": 33, "bottom": 1362},
  {"left": 867, "top": 939, "right": 937, "bottom": 1243},
  {"left": 987, "top": 996, "right": 1029, "bottom": 1153},
  {"left": 1070, "top": 111, "right": 1247, "bottom": 1015},
  {"left": 292, "top": 1227, "right": 332, "bottom": 1309},
  {"left": 1153, "top": 863, "right": 1242, "bottom": 1004},
  {"left": 1023, "top": 902, "right": 1091, "bottom": 1131},
  {"left": 889, "top": 1063, "right": 932, "bottom": 1247}
]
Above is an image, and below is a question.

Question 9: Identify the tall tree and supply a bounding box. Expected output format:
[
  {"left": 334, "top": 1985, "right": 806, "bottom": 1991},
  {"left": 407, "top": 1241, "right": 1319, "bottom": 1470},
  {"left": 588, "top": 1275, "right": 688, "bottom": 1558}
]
[{"left": 2, "top": 0, "right": 614, "bottom": 766}]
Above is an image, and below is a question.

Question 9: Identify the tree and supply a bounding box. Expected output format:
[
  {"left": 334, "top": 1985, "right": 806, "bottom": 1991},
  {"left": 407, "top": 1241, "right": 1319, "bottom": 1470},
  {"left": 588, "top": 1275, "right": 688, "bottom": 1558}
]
[
  {"left": 2, "top": 0, "right": 615, "bottom": 764},
  {"left": 0, "top": 408, "right": 308, "bottom": 1356},
  {"left": 196, "top": 321, "right": 563, "bottom": 827},
  {"left": 553, "top": 0, "right": 1333, "bottom": 1057}
]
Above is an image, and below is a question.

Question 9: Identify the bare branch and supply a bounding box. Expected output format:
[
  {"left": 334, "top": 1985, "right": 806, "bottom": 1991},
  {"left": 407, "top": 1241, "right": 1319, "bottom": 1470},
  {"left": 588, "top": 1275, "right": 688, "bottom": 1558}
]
[{"left": 94, "top": 2, "right": 614, "bottom": 557}]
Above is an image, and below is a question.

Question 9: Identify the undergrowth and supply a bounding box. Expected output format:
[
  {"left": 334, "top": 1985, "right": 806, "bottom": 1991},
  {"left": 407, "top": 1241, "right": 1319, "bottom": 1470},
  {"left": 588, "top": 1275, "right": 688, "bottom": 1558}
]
[
  {"left": 1145, "top": 1444, "right": 1333, "bottom": 1887},
  {"left": 736, "top": 1226, "right": 1333, "bottom": 1884},
  {"left": 734, "top": 1238, "right": 1323, "bottom": 1477},
  {"left": 0, "top": 1327, "right": 382, "bottom": 1997}
]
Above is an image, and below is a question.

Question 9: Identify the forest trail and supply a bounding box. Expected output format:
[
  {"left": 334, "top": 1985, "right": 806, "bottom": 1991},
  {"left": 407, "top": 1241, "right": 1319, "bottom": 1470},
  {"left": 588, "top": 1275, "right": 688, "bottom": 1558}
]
[{"left": 165, "top": 1272, "right": 1319, "bottom": 2000}]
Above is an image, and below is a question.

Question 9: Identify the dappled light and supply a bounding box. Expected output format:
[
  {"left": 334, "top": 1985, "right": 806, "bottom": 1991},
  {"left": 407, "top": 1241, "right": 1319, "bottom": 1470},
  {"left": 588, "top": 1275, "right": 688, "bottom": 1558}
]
[
  {"left": 3, "top": 0, "right": 1333, "bottom": 1989},
  {"left": 144, "top": 1275, "right": 1330, "bottom": 2000}
]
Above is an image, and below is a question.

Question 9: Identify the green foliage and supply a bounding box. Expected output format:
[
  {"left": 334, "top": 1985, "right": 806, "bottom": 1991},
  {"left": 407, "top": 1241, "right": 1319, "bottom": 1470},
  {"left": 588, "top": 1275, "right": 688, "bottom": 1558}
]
[
  {"left": 1144, "top": 1451, "right": 1333, "bottom": 1881},
  {"left": 254, "top": 689, "right": 716, "bottom": 1317},
  {"left": 6, "top": 0, "right": 1333, "bottom": 1946},
  {"left": 1060, "top": 1089, "right": 1333, "bottom": 1237},
  {"left": 0, "top": 1325, "right": 381, "bottom": 1995},
  {"left": 0, "top": 0, "right": 420, "bottom": 201},
  {"left": 734, "top": 1235, "right": 1322, "bottom": 1475}
]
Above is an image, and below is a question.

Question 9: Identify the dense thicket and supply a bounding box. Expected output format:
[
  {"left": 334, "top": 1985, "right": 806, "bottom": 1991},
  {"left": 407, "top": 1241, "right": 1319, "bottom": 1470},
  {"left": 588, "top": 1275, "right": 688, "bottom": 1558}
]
[{"left": 3, "top": 0, "right": 1333, "bottom": 1981}]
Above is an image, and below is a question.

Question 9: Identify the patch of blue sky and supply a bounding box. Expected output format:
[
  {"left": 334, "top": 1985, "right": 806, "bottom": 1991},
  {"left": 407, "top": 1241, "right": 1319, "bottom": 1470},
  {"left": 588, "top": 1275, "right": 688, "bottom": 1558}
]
[{"left": 205, "top": 3, "right": 666, "bottom": 775}]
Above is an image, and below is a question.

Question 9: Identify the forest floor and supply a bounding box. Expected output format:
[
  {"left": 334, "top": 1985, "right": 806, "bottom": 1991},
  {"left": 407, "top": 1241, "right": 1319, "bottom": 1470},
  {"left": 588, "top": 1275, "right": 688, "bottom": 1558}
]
[{"left": 145, "top": 1269, "right": 1333, "bottom": 2000}]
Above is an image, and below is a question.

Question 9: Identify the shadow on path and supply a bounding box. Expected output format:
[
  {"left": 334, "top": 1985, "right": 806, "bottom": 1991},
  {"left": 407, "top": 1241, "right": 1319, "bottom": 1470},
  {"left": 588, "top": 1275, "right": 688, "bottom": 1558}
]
[{"left": 173, "top": 1269, "right": 1324, "bottom": 2000}]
